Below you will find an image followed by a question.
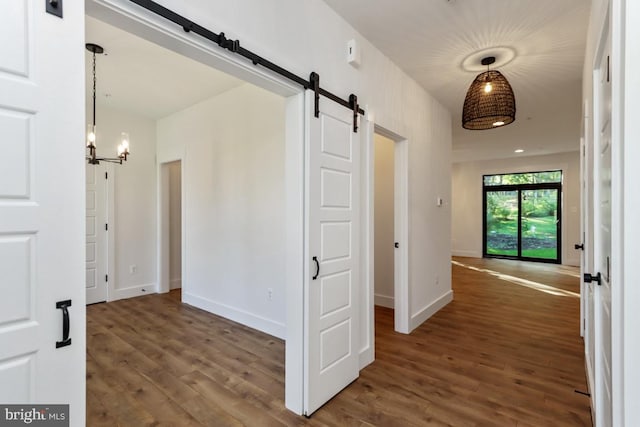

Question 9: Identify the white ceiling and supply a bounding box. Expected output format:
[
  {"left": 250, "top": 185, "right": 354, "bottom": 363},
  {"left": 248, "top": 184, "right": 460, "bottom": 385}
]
[
  {"left": 323, "top": 0, "right": 591, "bottom": 162},
  {"left": 86, "top": 2, "right": 591, "bottom": 162},
  {"left": 85, "top": 16, "right": 244, "bottom": 120}
]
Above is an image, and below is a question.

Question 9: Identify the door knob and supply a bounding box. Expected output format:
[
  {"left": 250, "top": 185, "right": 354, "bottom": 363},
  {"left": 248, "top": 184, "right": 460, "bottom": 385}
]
[
  {"left": 584, "top": 272, "right": 601, "bottom": 285},
  {"left": 574, "top": 243, "right": 584, "bottom": 250}
]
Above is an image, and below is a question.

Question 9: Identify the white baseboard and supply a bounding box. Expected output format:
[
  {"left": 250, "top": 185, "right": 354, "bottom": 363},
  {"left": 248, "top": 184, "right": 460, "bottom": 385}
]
[
  {"left": 409, "top": 290, "right": 454, "bottom": 332},
  {"left": 170, "top": 278, "right": 182, "bottom": 289},
  {"left": 374, "top": 293, "right": 394, "bottom": 308},
  {"left": 563, "top": 257, "right": 580, "bottom": 267},
  {"left": 359, "top": 344, "right": 374, "bottom": 370},
  {"left": 111, "top": 283, "right": 157, "bottom": 301},
  {"left": 452, "top": 250, "right": 481, "bottom": 258},
  {"left": 183, "top": 292, "right": 285, "bottom": 340}
]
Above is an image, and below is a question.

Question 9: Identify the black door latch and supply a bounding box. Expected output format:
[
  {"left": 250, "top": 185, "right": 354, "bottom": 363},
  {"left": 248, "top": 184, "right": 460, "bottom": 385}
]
[
  {"left": 584, "top": 272, "right": 601, "bottom": 285},
  {"left": 55, "top": 299, "right": 72, "bottom": 348}
]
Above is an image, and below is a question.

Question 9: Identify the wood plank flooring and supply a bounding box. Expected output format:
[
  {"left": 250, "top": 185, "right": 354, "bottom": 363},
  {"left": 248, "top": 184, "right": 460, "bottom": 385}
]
[{"left": 87, "top": 257, "right": 592, "bottom": 426}]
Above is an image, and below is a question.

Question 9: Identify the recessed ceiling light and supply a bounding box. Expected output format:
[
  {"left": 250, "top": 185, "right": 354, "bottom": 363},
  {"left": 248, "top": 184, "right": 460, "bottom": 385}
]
[{"left": 514, "top": 149, "right": 524, "bottom": 153}]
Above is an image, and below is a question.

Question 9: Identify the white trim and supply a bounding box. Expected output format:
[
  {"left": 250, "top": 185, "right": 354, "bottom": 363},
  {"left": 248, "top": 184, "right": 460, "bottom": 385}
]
[
  {"left": 106, "top": 163, "right": 115, "bottom": 301},
  {"left": 409, "top": 291, "right": 453, "bottom": 331},
  {"left": 359, "top": 115, "right": 375, "bottom": 370},
  {"left": 563, "top": 256, "right": 580, "bottom": 267},
  {"left": 183, "top": 292, "right": 286, "bottom": 340},
  {"left": 86, "top": 0, "right": 300, "bottom": 98},
  {"left": 452, "top": 250, "right": 481, "bottom": 258},
  {"left": 284, "top": 92, "right": 305, "bottom": 415},
  {"left": 374, "top": 294, "right": 394, "bottom": 309},
  {"left": 370, "top": 125, "right": 410, "bottom": 335},
  {"left": 610, "top": 0, "right": 625, "bottom": 424},
  {"left": 112, "top": 283, "right": 157, "bottom": 301},
  {"left": 394, "top": 138, "right": 410, "bottom": 334},
  {"left": 169, "top": 279, "right": 182, "bottom": 290},
  {"left": 157, "top": 157, "right": 184, "bottom": 295}
]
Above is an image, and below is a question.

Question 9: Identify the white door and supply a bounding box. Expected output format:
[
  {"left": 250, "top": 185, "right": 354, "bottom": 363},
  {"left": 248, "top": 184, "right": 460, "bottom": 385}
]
[
  {"left": 304, "top": 91, "right": 360, "bottom": 415},
  {"left": 592, "top": 24, "right": 613, "bottom": 427},
  {"left": 0, "top": 0, "right": 85, "bottom": 424},
  {"left": 86, "top": 164, "right": 108, "bottom": 304}
]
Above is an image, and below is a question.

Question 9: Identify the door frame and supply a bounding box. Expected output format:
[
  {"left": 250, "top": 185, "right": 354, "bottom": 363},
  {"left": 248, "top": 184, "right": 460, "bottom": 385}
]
[
  {"left": 367, "top": 125, "right": 410, "bottom": 336},
  {"left": 86, "top": 0, "right": 373, "bottom": 416},
  {"left": 482, "top": 182, "right": 562, "bottom": 264},
  {"left": 157, "top": 156, "right": 185, "bottom": 295}
]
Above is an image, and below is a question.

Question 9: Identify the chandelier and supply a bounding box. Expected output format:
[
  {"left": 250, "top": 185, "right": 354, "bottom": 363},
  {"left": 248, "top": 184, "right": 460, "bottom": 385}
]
[
  {"left": 86, "top": 43, "right": 130, "bottom": 164},
  {"left": 462, "top": 56, "right": 516, "bottom": 130}
]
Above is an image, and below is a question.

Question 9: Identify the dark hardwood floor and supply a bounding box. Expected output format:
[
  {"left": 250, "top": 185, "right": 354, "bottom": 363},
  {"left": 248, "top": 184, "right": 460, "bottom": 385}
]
[{"left": 87, "top": 257, "right": 592, "bottom": 426}]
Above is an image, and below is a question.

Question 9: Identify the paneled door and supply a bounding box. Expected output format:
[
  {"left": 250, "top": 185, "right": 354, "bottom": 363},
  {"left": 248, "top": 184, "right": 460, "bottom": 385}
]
[
  {"left": 592, "top": 20, "right": 613, "bottom": 426},
  {"left": 86, "top": 164, "right": 108, "bottom": 304},
  {"left": 304, "top": 91, "right": 361, "bottom": 415},
  {"left": 0, "top": 0, "right": 85, "bottom": 423}
]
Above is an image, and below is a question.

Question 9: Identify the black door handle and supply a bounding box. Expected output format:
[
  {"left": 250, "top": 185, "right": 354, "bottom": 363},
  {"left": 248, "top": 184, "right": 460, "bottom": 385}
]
[
  {"left": 575, "top": 243, "right": 584, "bottom": 250},
  {"left": 584, "top": 272, "right": 601, "bottom": 285},
  {"left": 312, "top": 256, "right": 320, "bottom": 280},
  {"left": 394, "top": 242, "right": 399, "bottom": 248},
  {"left": 56, "top": 300, "right": 72, "bottom": 348}
]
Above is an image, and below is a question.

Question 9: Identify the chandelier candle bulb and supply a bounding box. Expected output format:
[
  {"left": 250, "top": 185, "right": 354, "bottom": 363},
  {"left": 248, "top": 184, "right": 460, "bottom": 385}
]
[
  {"left": 121, "top": 133, "right": 130, "bottom": 154},
  {"left": 86, "top": 124, "right": 96, "bottom": 148}
]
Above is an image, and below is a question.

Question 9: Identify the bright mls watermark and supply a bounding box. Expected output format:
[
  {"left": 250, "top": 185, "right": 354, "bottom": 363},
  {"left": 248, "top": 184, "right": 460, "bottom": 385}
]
[{"left": 0, "top": 405, "right": 68, "bottom": 426}]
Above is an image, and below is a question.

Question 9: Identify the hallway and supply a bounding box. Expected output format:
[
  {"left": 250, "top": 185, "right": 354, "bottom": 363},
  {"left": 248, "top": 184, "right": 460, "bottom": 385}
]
[{"left": 87, "top": 257, "right": 591, "bottom": 426}]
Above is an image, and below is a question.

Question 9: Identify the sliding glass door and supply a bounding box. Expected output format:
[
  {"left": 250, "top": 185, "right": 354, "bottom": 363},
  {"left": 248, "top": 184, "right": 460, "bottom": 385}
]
[
  {"left": 483, "top": 171, "right": 562, "bottom": 263},
  {"left": 520, "top": 188, "right": 559, "bottom": 260}
]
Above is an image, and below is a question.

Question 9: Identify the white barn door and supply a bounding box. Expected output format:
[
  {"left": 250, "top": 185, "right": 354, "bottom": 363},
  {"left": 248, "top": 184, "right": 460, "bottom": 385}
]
[
  {"left": 0, "top": 0, "right": 85, "bottom": 423},
  {"left": 304, "top": 91, "right": 361, "bottom": 415}
]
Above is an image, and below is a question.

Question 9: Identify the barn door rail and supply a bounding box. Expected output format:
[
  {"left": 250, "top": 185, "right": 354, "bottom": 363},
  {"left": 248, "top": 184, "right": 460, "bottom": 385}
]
[{"left": 128, "top": 0, "right": 365, "bottom": 132}]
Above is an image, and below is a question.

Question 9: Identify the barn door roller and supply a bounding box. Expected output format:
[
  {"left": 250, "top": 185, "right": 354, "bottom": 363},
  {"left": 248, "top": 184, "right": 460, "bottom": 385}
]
[{"left": 128, "top": 0, "right": 364, "bottom": 132}]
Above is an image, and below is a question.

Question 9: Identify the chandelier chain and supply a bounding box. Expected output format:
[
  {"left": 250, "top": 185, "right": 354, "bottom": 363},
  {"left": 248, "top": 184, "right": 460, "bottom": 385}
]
[{"left": 92, "top": 51, "right": 97, "bottom": 127}]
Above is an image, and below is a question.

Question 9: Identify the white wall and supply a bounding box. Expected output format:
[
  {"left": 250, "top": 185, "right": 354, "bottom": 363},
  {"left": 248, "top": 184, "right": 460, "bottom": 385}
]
[
  {"left": 374, "top": 134, "right": 395, "bottom": 308},
  {"left": 452, "top": 151, "right": 581, "bottom": 266},
  {"left": 157, "top": 83, "right": 287, "bottom": 338},
  {"left": 92, "top": 106, "right": 158, "bottom": 299},
  {"left": 168, "top": 160, "right": 182, "bottom": 289}
]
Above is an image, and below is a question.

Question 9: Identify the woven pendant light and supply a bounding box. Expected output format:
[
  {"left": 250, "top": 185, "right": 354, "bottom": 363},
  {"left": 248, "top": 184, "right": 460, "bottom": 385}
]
[{"left": 462, "top": 56, "right": 516, "bottom": 130}]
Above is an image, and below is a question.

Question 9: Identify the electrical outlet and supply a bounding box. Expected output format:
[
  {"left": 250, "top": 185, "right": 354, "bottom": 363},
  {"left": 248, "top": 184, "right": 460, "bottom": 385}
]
[
  {"left": 268, "top": 288, "right": 273, "bottom": 301},
  {"left": 129, "top": 264, "right": 137, "bottom": 275}
]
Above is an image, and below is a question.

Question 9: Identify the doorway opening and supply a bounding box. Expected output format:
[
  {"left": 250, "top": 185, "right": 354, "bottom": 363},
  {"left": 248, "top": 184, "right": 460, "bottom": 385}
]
[
  {"left": 483, "top": 170, "right": 563, "bottom": 263},
  {"left": 85, "top": 4, "right": 303, "bottom": 412},
  {"left": 371, "top": 127, "right": 409, "bottom": 334},
  {"left": 158, "top": 160, "right": 183, "bottom": 294}
]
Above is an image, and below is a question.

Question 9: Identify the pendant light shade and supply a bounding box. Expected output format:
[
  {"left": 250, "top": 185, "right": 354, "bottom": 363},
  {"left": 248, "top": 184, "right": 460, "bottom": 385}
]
[{"left": 462, "top": 56, "right": 516, "bottom": 130}]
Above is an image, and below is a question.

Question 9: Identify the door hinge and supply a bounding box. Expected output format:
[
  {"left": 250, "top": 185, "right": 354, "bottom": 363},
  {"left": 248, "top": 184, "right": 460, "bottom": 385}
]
[
  {"left": 105, "top": 274, "right": 108, "bottom": 282},
  {"left": 607, "top": 55, "right": 610, "bottom": 82},
  {"left": 105, "top": 172, "right": 108, "bottom": 179},
  {"left": 105, "top": 223, "right": 108, "bottom": 231}
]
